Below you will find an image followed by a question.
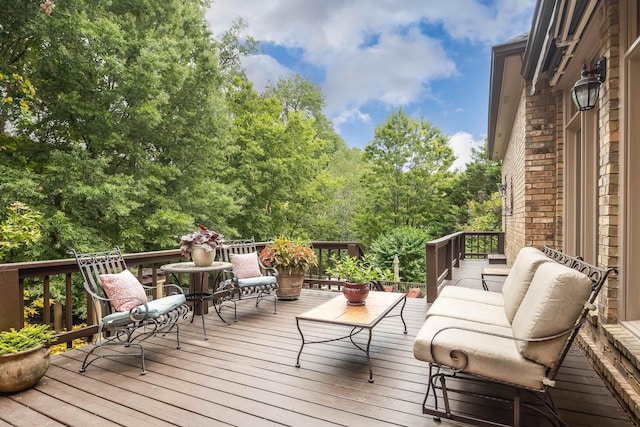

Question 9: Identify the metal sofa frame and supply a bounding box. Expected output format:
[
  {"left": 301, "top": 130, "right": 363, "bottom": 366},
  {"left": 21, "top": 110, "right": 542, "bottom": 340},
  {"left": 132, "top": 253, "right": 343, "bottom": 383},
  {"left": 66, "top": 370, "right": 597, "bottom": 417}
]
[{"left": 420, "top": 246, "right": 616, "bottom": 426}]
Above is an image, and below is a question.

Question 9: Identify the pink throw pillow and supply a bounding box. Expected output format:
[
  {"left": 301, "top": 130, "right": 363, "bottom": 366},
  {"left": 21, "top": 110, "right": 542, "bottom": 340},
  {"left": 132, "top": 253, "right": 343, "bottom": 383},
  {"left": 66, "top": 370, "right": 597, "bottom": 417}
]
[
  {"left": 99, "top": 269, "right": 148, "bottom": 312},
  {"left": 230, "top": 252, "right": 262, "bottom": 279}
]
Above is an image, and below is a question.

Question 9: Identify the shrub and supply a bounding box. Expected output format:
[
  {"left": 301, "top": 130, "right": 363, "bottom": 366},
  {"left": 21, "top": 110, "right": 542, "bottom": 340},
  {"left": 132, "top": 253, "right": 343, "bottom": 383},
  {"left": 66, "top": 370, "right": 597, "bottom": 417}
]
[{"left": 370, "top": 227, "right": 429, "bottom": 283}]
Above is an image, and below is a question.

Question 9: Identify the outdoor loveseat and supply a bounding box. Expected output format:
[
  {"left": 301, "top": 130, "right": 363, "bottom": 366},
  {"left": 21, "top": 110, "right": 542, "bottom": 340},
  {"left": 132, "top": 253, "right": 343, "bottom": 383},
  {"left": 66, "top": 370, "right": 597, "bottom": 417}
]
[{"left": 413, "top": 246, "right": 615, "bottom": 426}]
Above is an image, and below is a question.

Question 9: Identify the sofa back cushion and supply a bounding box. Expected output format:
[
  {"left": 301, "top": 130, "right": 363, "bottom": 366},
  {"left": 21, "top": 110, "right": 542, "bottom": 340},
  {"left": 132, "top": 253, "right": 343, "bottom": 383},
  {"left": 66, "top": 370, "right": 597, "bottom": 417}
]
[
  {"left": 502, "top": 247, "right": 550, "bottom": 322},
  {"left": 511, "top": 262, "right": 593, "bottom": 367}
]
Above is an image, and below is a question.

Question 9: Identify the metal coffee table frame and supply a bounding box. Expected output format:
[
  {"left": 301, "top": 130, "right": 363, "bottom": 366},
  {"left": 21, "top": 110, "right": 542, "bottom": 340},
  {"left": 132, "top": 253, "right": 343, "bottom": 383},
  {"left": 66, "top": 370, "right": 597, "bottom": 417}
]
[{"left": 295, "top": 291, "right": 407, "bottom": 383}]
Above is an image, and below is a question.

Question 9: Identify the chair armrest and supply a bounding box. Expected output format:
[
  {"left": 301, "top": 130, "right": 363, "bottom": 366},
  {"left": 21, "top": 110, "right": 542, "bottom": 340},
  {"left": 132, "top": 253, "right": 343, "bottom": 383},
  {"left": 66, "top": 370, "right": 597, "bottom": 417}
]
[
  {"left": 428, "top": 323, "right": 582, "bottom": 372},
  {"left": 141, "top": 282, "right": 185, "bottom": 295}
]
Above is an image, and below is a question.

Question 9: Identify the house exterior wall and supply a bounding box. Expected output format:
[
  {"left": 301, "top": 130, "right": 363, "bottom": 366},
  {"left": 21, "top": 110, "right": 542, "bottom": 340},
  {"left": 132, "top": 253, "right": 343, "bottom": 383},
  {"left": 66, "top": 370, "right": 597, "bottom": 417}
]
[
  {"left": 577, "top": 0, "right": 640, "bottom": 420},
  {"left": 501, "top": 88, "right": 527, "bottom": 264},
  {"left": 523, "top": 77, "right": 559, "bottom": 250},
  {"left": 499, "top": 0, "right": 639, "bottom": 421}
]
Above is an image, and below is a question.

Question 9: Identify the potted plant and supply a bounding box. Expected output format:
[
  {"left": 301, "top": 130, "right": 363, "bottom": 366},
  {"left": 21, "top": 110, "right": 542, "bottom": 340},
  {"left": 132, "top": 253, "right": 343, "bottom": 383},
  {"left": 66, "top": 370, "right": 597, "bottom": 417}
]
[
  {"left": 0, "top": 324, "right": 56, "bottom": 393},
  {"left": 327, "top": 254, "right": 393, "bottom": 305},
  {"left": 180, "top": 224, "right": 224, "bottom": 266},
  {"left": 259, "top": 237, "right": 318, "bottom": 300}
]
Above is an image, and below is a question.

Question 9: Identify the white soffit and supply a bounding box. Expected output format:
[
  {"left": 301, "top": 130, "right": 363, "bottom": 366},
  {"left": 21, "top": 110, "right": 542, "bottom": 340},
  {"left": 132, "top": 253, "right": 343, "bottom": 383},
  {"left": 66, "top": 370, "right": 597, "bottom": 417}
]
[{"left": 493, "top": 55, "right": 524, "bottom": 160}]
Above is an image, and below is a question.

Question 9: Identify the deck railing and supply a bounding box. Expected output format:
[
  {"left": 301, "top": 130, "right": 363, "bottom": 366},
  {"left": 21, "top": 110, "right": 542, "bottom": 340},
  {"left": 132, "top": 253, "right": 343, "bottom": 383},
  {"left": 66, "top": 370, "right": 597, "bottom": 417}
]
[
  {"left": 0, "top": 232, "right": 503, "bottom": 341},
  {"left": 0, "top": 241, "right": 365, "bottom": 346},
  {"left": 425, "top": 231, "right": 504, "bottom": 303}
]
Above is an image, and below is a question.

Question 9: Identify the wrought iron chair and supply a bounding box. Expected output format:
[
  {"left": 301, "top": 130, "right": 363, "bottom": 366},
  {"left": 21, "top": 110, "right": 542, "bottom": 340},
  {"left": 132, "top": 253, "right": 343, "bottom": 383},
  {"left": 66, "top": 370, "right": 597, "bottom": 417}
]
[
  {"left": 216, "top": 238, "right": 278, "bottom": 320},
  {"left": 72, "top": 247, "right": 188, "bottom": 374}
]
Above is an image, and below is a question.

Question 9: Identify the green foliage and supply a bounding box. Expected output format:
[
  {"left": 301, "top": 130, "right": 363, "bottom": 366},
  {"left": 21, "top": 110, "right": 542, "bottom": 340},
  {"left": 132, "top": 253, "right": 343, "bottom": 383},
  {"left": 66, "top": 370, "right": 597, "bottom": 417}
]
[
  {"left": 461, "top": 192, "right": 502, "bottom": 232},
  {"left": 370, "top": 227, "right": 430, "bottom": 282},
  {"left": 0, "top": 324, "right": 56, "bottom": 355},
  {"left": 353, "top": 108, "right": 456, "bottom": 245},
  {"left": 327, "top": 253, "right": 392, "bottom": 284},
  {"left": 0, "top": 1, "right": 501, "bottom": 268},
  {"left": 259, "top": 236, "right": 318, "bottom": 273},
  {"left": 222, "top": 75, "right": 338, "bottom": 239},
  {"left": 449, "top": 142, "right": 502, "bottom": 229},
  {"left": 0, "top": 202, "right": 42, "bottom": 262}
]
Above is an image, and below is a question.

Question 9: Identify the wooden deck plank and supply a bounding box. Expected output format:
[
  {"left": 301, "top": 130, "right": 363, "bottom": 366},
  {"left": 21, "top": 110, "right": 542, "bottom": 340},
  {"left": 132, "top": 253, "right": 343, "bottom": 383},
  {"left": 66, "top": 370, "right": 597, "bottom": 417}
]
[
  {"left": 0, "top": 274, "right": 634, "bottom": 427},
  {"left": 2, "top": 389, "right": 118, "bottom": 427},
  {"left": 0, "top": 395, "right": 65, "bottom": 427},
  {"left": 40, "top": 365, "right": 176, "bottom": 426}
]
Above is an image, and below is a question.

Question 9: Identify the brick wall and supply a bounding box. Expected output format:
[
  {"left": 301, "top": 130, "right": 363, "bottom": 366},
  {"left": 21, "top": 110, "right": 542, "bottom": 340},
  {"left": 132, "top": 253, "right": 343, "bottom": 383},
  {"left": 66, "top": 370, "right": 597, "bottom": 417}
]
[
  {"left": 501, "top": 87, "right": 527, "bottom": 264},
  {"left": 596, "top": 0, "right": 621, "bottom": 325},
  {"left": 524, "top": 77, "right": 558, "bottom": 249}
]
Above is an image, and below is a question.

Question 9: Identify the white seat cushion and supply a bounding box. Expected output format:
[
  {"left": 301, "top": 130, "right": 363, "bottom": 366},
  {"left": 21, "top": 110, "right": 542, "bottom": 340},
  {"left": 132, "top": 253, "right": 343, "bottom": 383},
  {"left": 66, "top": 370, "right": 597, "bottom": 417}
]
[
  {"left": 438, "top": 286, "right": 505, "bottom": 306},
  {"left": 512, "top": 262, "right": 593, "bottom": 367},
  {"left": 426, "top": 296, "right": 511, "bottom": 327},
  {"left": 413, "top": 315, "right": 547, "bottom": 390}
]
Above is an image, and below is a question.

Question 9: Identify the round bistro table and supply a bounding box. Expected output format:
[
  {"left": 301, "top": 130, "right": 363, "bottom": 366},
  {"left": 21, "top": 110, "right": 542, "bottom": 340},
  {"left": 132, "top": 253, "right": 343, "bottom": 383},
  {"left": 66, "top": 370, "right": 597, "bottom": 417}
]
[{"left": 160, "top": 261, "right": 232, "bottom": 340}]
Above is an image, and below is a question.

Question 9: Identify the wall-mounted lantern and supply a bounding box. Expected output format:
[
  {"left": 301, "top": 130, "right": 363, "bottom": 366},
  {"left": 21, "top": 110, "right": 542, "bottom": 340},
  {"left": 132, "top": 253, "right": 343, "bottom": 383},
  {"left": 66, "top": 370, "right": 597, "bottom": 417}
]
[
  {"left": 571, "top": 57, "right": 606, "bottom": 111},
  {"left": 498, "top": 184, "right": 506, "bottom": 198}
]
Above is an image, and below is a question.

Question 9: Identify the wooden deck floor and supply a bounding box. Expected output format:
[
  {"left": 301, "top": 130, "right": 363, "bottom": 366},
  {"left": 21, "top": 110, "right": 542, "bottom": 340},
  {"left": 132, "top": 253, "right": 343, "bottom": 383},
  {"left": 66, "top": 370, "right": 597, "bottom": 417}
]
[{"left": 0, "top": 261, "right": 634, "bottom": 426}]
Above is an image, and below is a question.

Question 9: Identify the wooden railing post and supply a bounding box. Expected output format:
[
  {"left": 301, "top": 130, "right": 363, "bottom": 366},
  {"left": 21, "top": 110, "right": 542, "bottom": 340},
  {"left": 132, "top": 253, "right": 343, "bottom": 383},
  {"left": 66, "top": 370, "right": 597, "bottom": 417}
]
[
  {"left": 445, "top": 239, "right": 453, "bottom": 280},
  {"left": 347, "top": 243, "right": 359, "bottom": 257},
  {"left": 425, "top": 243, "right": 437, "bottom": 304},
  {"left": 0, "top": 268, "right": 23, "bottom": 330}
]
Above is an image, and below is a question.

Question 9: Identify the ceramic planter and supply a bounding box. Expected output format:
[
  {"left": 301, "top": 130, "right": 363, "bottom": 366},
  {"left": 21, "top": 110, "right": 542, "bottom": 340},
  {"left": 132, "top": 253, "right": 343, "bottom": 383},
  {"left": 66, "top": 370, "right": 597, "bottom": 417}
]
[
  {"left": 191, "top": 245, "right": 216, "bottom": 266},
  {"left": 342, "top": 282, "right": 370, "bottom": 306},
  {"left": 0, "top": 345, "right": 51, "bottom": 393},
  {"left": 277, "top": 269, "right": 305, "bottom": 300}
]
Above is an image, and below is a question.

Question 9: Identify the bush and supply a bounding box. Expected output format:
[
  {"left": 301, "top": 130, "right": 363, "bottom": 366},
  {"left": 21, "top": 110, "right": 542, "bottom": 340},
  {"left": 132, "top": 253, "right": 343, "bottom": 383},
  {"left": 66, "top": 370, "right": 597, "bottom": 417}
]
[{"left": 370, "top": 227, "right": 429, "bottom": 283}]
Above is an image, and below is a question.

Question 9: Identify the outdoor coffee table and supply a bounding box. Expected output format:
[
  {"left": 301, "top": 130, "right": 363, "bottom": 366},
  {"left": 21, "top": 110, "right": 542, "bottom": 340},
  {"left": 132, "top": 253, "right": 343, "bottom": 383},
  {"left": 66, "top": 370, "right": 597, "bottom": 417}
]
[{"left": 295, "top": 291, "right": 407, "bottom": 383}]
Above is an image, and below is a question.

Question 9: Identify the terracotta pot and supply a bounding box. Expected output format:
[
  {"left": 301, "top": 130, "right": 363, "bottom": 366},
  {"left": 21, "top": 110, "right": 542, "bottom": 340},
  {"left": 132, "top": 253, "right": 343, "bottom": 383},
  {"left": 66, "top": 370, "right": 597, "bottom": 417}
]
[
  {"left": 0, "top": 345, "right": 51, "bottom": 393},
  {"left": 342, "top": 282, "right": 370, "bottom": 306},
  {"left": 277, "top": 269, "right": 305, "bottom": 300},
  {"left": 191, "top": 245, "right": 215, "bottom": 266}
]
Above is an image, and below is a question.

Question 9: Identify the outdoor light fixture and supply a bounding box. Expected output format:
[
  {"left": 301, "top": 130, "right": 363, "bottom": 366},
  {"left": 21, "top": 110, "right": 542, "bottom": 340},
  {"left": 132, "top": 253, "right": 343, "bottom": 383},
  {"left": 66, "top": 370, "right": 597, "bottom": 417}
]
[
  {"left": 498, "top": 184, "right": 506, "bottom": 198},
  {"left": 571, "top": 57, "right": 606, "bottom": 111}
]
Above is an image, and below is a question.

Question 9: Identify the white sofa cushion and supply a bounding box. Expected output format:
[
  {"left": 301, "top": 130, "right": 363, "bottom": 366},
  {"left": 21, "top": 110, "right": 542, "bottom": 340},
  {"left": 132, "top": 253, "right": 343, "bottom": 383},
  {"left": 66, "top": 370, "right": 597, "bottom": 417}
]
[
  {"left": 426, "top": 296, "right": 511, "bottom": 327},
  {"left": 511, "top": 262, "right": 593, "bottom": 367},
  {"left": 438, "top": 286, "right": 504, "bottom": 306},
  {"left": 413, "top": 315, "right": 548, "bottom": 390},
  {"left": 502, "top": 247, "right": 551, "bottom": 322}
]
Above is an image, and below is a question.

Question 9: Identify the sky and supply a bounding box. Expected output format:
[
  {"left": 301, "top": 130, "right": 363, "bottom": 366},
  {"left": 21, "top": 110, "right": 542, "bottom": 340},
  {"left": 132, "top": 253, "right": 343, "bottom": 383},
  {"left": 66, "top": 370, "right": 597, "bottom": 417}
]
[{"left": 205, "top": 1, "right": 535, "bottom": 170}]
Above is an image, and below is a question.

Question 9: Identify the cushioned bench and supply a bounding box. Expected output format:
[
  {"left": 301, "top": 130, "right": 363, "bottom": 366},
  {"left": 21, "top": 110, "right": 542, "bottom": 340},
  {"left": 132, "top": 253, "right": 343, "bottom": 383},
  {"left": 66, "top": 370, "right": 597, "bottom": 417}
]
[{"left": 413, "top": 246, "right": 615, "bottom": 426}]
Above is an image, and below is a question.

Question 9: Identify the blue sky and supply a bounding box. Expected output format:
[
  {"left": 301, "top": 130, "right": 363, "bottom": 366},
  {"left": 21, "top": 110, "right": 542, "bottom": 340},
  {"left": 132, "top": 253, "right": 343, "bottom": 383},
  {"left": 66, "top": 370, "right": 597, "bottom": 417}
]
[{"left": 206, "top": 1, "right": 535, "bottom": 170}]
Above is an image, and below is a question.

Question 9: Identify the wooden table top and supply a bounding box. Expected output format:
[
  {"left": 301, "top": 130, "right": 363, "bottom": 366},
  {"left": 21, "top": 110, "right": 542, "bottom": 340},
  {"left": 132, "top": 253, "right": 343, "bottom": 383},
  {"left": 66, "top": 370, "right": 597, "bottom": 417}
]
[{"left": 296, "top": 291, "right": 405, "bottom": 328}]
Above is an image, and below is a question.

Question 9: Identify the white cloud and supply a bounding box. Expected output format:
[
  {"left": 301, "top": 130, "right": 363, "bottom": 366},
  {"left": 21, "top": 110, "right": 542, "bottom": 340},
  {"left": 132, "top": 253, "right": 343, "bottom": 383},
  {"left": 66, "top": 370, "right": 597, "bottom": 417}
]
[
  {"left": 331, "top": 108, "right": 371, "bottom": 131},
  {"left": 321, "top": 28, "right": 456, "bottom": 115},
  {"left": 448, "top": 131, "right": 484, "bottom": 171},
  {"left": 205, "top": 1, "right": 533, "bottom": 147},
  {"left": 240, "top": 54, "right": 294, "bottom": 92}
]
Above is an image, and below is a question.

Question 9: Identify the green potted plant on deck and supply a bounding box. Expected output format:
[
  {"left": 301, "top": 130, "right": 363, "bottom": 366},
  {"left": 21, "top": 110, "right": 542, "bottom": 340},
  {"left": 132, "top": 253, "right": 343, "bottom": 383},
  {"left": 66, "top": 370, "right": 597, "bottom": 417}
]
[
  {"left": 327, "top": 253, "right": 393, "bottom": 306},
  {"left": 259, "top": 237, "right": 318, "bottom": 300},
  {"left": 0, "top": 324, "right": 57, "bottom": 393}
]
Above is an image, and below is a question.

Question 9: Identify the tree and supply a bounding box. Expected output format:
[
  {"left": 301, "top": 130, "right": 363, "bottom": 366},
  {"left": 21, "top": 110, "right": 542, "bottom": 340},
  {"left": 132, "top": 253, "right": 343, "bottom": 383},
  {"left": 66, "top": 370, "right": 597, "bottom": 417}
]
[
  {"left": 353, "top": 108, "right": 456, "bottom": 244},
  {"left": 222, "top": 75, "right": 334, "bottom": 239},
  {"left": 0, "top": 0, "right": 237, "bottom": 260},
  {"left": 449, "top": 141, "right": 502, "bottom": 229}
]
